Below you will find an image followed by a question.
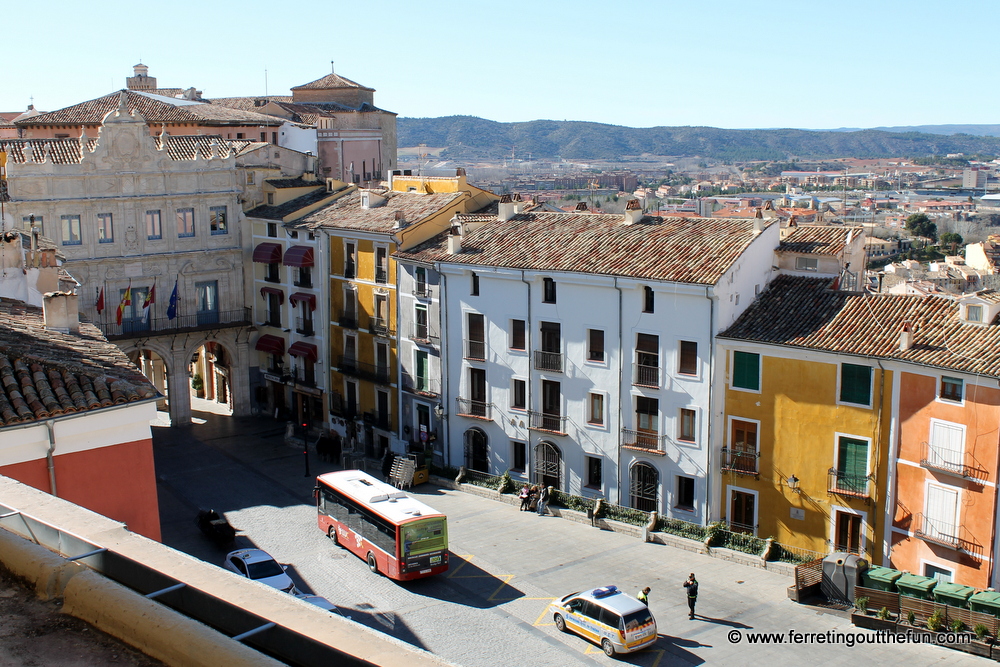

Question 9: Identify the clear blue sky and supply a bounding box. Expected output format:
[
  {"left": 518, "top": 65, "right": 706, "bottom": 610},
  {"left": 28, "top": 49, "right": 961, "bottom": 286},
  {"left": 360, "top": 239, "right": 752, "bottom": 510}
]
[{"left": 6, "top": 0, "right": 997, "bottom": 131}]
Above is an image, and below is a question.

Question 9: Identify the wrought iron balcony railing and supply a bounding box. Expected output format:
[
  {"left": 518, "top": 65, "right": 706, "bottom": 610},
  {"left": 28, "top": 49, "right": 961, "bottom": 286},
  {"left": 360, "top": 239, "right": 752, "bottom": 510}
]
[
  {"left": 295, "top": 317, "right": 314, "bottom": 336},
  {"left": 621, "top": 428, "right": 668, "bottom": 454},
  {"left": 720, "top": 447, "right": 760, "bottom": 476},
  {"left": 337, "top": 310, "right": 358, "bottom": 329},
  {"left": 337, "top": 356, "right": 391, "bottom": 384},
  {"left": 413, "top": 283, "right": 432, "bottom": 298},
  {"left": 456, "top": 398, "right": 492, "bottom": 420},
  {"left": 370, "top": 316, "right": 393, "bottom": 336},
  {"left": 465, "top": 340, "right": 486, "bottom": 360},
  {"left": 913, "top": 512, "right": 973, "bottom": 552},
  {"left": 920, "top": 441, "right": 974, "bottom": 479},
  {"left": 411, "top": 322, "right": 440, "bottom": 343},
  {"left": 95, "top": 307, "right": 251, "bottom": 341},
  {"left": 827, "top": 468, "right": 873, "bottom": 499},
  {"left": 533, "top": 350, "right": 563, "bottom": 373},
  {"left": 401, "top": 372, "right": 440, "bottom": 397},
  {"left": 375, "top": 267, "right": 388, "bottom": 284},
  {"left": 527, "top": 410, "right": 567, "bottom": 434},
  {"left": 633, "top": 362, "right": 660, "bottom": 388}
]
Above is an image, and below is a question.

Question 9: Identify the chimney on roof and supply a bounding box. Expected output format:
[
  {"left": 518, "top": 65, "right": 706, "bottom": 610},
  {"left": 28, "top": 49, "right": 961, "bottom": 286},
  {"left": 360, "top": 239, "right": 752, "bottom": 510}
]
[
  {"left": 623, "top": 199, "right": 642, "bottom": 225},
  {"left": 447, "top": 221, "right": 463, "bottom": 254},
  {"left": 360, "top": 190, "right": 386, "bottom": 209},
  {"left": 899, "top": 321, "right": 914, "bottom": 352},
  {"left": 331, "top": 61, "right": 335, "bottom": 75},
  {"left": 512, "top": 192, "right": 525, "bottom": 214},
  {"left": 498, "top": 194, "right": 516, "bottom": 222},
  {"left": 42, "top": 291, "right": 79, "bottom": 334},
  {"left": 393, "top": 210, "right": 406, "bottom": 229},
  {"left": 753, "top": 209, "right": 765, "bottom": 234}
]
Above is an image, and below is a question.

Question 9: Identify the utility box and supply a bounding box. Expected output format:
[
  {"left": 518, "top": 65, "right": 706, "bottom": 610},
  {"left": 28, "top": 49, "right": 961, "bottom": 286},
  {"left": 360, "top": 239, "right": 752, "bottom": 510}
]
[
  {"left": 896, "top": 573, "right": 937, "bottom": 600},
  {"left": 821, "top": 553, "right": 868, "bottom": 603},
  {"left": 934, "top": 583, "right": 976, "bottom": 609},
  {"left": 970, "top": 591, "right": 1000, "bottom": 616},
  {"left": 862, "top": 566, "right": 902, "bottom": 592}
]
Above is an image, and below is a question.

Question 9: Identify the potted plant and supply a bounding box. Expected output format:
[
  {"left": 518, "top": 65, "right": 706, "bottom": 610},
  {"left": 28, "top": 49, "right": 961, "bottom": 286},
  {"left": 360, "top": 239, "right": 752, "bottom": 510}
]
[
  {"left": 965, "top": 623, "right": 995, "bottom": 658},
  {"left": 927, "top": 609, "right": 945, "bottom": 633},
  {"left": 852, "top": 598, "right": 896, "bottom": 631},
  {"left": 191, "top": 373, "right": 205, "bottom": 398}
]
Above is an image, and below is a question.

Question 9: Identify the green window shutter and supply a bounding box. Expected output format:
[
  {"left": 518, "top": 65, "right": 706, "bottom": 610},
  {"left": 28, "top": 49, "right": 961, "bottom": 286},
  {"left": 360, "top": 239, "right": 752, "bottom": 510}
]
[
  {"left": 733, "top": 351, "right": 760, "bottom": 391},
  {"left": 840, "top": 364, "right": 872, "bottom": 405},
  {"left": 837, "top": 438, "right": 868, "bottom": 479}
]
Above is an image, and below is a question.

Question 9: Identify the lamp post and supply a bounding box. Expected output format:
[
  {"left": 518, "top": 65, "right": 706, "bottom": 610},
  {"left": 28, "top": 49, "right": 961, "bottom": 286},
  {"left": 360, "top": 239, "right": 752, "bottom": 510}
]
[{"left": 787, "top": 474, "right": 801, "bottom": 494}]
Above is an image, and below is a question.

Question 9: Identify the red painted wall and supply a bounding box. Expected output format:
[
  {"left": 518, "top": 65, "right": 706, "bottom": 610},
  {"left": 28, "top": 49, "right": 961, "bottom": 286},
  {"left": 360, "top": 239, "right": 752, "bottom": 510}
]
[{"left": 1, "top": 438, "right": 161, "bottom": 541}]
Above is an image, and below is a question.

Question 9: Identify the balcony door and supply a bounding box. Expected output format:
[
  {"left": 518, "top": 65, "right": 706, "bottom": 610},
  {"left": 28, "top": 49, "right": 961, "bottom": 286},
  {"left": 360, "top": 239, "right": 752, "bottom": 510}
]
[
  {"left": 636, "top": 397, "right": 659, "bottom": 448},
  {"left": 195, "top": 281, "right": 219, "bottom": 325},
  {"left": 730, "top": 419, "right": 757, "bottom": 472},
  {"left": 730, "top": 489, "right": 755, "bottom": 533},
  {"left": 834, "top": 510, "right": 862, "bottom": 554},
  {"left": 924, "top": 484, "right": 959, "bottom": 544}
]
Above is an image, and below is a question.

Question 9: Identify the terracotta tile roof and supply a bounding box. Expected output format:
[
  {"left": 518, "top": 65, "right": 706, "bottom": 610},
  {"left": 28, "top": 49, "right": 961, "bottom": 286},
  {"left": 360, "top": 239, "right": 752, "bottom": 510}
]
[
  {"left": 208, "top": 98, "right": 388, "bottom": 122},
  {"left": 266, "top": 178, "right": 323, "bottom": 189},
  {"left": 292, "top": 73, "right": 373, "bottom": 92},
  {"left": 246, "top": 188, "right": 336, "bottom": 221},
  {"left": 398, "top": 213, "right": 777, "bottom": 285},
  {"left": 778, "top": 226, "right": 862, "bottom": 256},
  {"left": 296, "top": 190, "right": 464, "bottom": 234},
  {"left": 207, "top": 96, "right": 294, "bottom": 113},
  {"left": 719, "top": 275, "right": 1000, "bottom": 376},
  {"left": 0, "top": 299, "right": 158, "bottom": 427},
  {"left": 16, "top": 90, "right": 283, "bottom": 127},
  {"left": 0, "top": 138, "right": 98, "bottom": 164}
]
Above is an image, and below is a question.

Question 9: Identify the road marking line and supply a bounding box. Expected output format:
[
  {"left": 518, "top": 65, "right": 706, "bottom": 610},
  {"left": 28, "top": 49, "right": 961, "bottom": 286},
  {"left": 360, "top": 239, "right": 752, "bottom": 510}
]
[
  {"left": 533, "top": 601, "right": 557, "bottom": 626},
  {"left": 445, "top": 555, "right": 475, "bottom": 578},
  {"left": 487, "top": 574, "right": 517, "bottom": 601}
]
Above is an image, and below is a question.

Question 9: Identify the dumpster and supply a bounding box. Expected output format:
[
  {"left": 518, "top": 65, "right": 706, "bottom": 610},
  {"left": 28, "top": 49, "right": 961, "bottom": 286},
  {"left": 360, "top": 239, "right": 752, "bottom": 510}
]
[
  {"left": 896, "top": 573, "right": 937, "bottom": 600},
  {"left": 970, "top": 591, "right": 1000, "bottom": 616},
  {"left": 821, "top": 553, "right": 868, "bottom": 603},
  {"left": 934, "top": 582, "right": 976, "bottom": 608},
  {"left": 862, "top": 566, "right": 902, "bottom": 592}
]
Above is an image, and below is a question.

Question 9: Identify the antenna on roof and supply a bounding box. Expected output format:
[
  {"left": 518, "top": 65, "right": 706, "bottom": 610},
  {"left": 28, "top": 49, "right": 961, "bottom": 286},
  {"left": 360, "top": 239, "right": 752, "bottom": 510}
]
[{"left": 264, "top": 67, "right": 268, "bottom": 98}]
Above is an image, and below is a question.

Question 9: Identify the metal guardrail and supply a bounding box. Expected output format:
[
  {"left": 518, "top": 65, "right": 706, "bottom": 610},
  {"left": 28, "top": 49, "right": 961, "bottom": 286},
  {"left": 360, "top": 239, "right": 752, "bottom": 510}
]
[
  {"left": 620, "top": 429, "right": 667, "bottom": 453},
  {"left": 95, "top": 308, "right": 251, "bottom": 340},
  {"left": 401, "top": 372, "right": 440, "bottom": 397},
  {"left": 920, "top": 441, "right": 974, "bottom": 479},
  {"left": 456, "top": 398, "right": 491, "bottom": 419},
  {"left": 720, "top": 447, "right": 760, "bottom": 475},
  {"left": 527, "top": 410, "right": 567, "bottom": 434},
  {"left": 633, "top": 363, "right": 659, "bottom": 388},
  {"left": 827, "top": 468, "right": 872, "bottom": 499},
  {"left": 533, "top": 350, "right": 563, "bottom": 373},
  {"left": 465, "top": 340, "right": 485, "bottom": 360},
  {"left": 913, "top": 512, "right": 974, "bottom": 552}
]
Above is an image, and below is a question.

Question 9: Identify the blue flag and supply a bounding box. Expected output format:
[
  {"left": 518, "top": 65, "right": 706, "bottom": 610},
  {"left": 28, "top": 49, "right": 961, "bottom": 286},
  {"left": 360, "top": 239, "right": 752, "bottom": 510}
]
[{"left": 166, "top": 278, "right": 179, "bottom": 320}]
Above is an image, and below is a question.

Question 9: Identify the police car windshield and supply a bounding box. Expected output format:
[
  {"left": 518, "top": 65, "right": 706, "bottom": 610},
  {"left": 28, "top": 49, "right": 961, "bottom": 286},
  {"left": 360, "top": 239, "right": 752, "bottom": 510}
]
[{"left": 622, "top": 608, "right": 653, "bottom": 631}]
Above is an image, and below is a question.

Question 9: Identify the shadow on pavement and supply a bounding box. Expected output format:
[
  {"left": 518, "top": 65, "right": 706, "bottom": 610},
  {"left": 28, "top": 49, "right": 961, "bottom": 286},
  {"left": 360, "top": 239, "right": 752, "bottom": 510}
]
[
  {"left": 614, "top": 636, "right": 706, "bottom": 665},
  {"left": 692, "top": 614, "right": 752, "bottom": 629},
  {"left": 401, "top": 554, "right": 524, "bottom": 609}
]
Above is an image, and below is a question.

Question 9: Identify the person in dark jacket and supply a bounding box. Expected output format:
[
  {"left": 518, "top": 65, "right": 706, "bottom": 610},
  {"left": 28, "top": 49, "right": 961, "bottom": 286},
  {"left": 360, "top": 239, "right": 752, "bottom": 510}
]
[
  {"left": 536, "top": 485, "right": 550, "bottom": 515},
  {"left": 683, "top": 573, "right": 698, "bottom": 619},
  {"left": 381, "top": 449, "right": 395, "bottom": 481}
]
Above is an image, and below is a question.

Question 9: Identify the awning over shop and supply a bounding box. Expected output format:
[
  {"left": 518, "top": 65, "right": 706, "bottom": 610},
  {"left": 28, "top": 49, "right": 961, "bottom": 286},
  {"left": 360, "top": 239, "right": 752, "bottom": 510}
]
[
  {"left": 260, "top": 286, "right": 284, "bottom": 304},
  {"left": 283, "top": 245, "right": 314, "bottom": 267},
  {"left": 289, "top": 292, "right": 317, "bottom": 310},
  {"left": 252, "top": 242, "right": 283, "bottom": 264},
  {"left": 254, "top": 334, "right": 285, "bottom": 355},
  {"left": 288, "top": 341, "right": 319, "bottom": 362}
]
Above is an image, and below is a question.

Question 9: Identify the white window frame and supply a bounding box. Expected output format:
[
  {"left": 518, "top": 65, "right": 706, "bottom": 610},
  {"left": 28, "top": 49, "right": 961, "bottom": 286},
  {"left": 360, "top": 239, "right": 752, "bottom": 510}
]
[
  {"left": 836, "top": 362, "right": 874, "bottom": 408},
  {"left": 677, "top": 406, "right": 698, "bottom": 445},
  {"left": 920, "top": 559, "right": 955, "bottom": 584},
  {"left": 937, "top": 375, "right": 965, "bottom": 406},
  {"left": 510, "top": 377, "right": 527, "bottom": 412},
  {"left": 923, "top": 480, "right": 961, "bottom": 545},
  {"left": 676, "top": 339, "right": 700, "bottom": 380},
  {"left": 829, "top": 504, "right": 868, "bottom": 555},
  {"left": 795, "top": 256, "right": 819, "bottom": 272},
  {"left": 927, "top": 418, "right": 966, "bottom": 470},
  {"left": 725, "top": 484, "right": 758, "bottom": 534},
  {"left": 586, "top": 390, "right": 609, "bottom": 431},
  {"left": 585, "top": 327, "right": 607, "bottom": 367},
  {"left": 832, "top": 432, "right": 872, "bottom": 478},
  {"left": 730, "top": 349, "right": 762, "bottom": 394}
]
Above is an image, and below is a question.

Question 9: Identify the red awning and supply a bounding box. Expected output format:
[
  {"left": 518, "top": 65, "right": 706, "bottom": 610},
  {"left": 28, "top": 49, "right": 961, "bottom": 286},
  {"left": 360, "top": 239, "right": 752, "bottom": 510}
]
[
  {"left": 252, "top": 242, "right": 282, "bottom": 264},
  {"left": 254, "top": 334, "right": 285, "bottom": 355},
  {"left": 289, "top": 292, "right": 317, "bottom": 310},
  {"left": 288, "top": 341, "right": 318, "bottom": 362},
  {"left": 260, "top": 286, "right": 284, "bottom": 304},
  {"left": 283, "top": 245, "right": 314, "bottom": 267}
]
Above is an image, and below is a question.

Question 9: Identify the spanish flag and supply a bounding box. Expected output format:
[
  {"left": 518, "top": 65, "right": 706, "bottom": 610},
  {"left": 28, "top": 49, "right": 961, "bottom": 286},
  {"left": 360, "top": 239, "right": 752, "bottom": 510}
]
[{"left": 116, "top": 281, "right": 132, "bottom": 327}]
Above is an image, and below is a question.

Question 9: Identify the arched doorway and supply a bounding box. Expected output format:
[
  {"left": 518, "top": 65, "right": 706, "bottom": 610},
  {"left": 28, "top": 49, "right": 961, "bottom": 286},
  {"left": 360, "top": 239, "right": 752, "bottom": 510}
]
[
  {"left": 534, "top": 441, "right": 562, "bottom": 491},
  {"left": 127, "top": 348, "right": 169, "bottom": 412},
  {"left": 464, "top": 428, "right": 489, "bottom": 473},
  {"left": 189, "top": 341, "right": 233, "bottom": 413},
  {"left": 629, "top": 462, "right": 659, "bottom": 512}
]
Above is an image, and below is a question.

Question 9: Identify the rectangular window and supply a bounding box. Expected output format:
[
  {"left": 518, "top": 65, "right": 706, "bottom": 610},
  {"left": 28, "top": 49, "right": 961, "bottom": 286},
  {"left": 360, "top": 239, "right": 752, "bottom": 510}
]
[
  {"left": 589, "top": 393, "right": 604, "bottom": 425},
  {"left": 266, "top": 222, "right": 277, "bottom": 238},
  {"left": 467, "top": 313, "right": 485, "bottom": 359},
  {"left": 636, "top": 396, "right": 658, "bottom": 432},
  {"left": 265, "top": 262, "right": 279, "bottom": 282},
  {"left": 374, "top": 247, "right": 387, "bottom": 284},
  {"left": 195, "top": 280, "right": 219, "bottom": 325},
  {"left": 209, "top": 206, "right": 228, "bottom": 235},
  {"left": 732, "top": 351, "right": 760, "bottom": 391},
  {"left": 512, "top": 379, "right": 526, "bottom": 410},
  {"left": 967, "top": 305, "right": 983, "bottom": 323},
  {"left": 588, "top": 329, "right": 604, "bottom": 362},
  {"left": 97, "top": 213, "right": 113, "bottom": 243},
  {"left": 542, "top": 277, "right": 556, "bottom": 303},
  {"left": 414, "top": 350, "right": 429, "bottom": 391},
  {"left": 924, "top": 484, "right": 959, "bottom": 545},
  {"left": 471, "top": 272, "right": 479, "bottom": 296},
  {"left": 510, "top": 319, "right": 526, "bottom": 350},
  {"left": 836, "top": 436, "right": 869, "bottom": 494},
  {"left": 678, "top": 341, "right": 698, "bottom": 376},
  {"left": 61, "top": 215, "right": 81, "bottom": 245},
  {"left": 586, "top": 456, "right": 602, "bottom": 489},
  {"left": 924, "top": 563, "right": 953, "bottom": 584},
  {"left": 246, "top": 171, "right": 255, "bottom": 185},
  {"left": 676, "top": 476, "right": 695, "bottom": 510},
  {"left": 176, "top": 208, "right": 195, "bottom": 237},
  {"left": 344, "top": 242, "right": 356, "bottom": 278},
  {"left": 511, "top": 441, "right": 526, "bottom": 473},
  {"left": 643, "top": 285, "right": 654, "bottom": 313},
  {"left": 928, "top": 420, "right": 964, "bottom": 470},
  {"left": 414, "top": 267, "right": 427, "bottom": 295},
  {"left": 795, "top": 256, "right": 819, "bottom": 271},
  {"left": 414, "top": 304, "right": 429, "bottom": 340},
  {"left": 145, "top": 210, "right": 162, "bottom": 240},
  {"left": 941, "top": 376, "right": 963, "bottom": 402},
  {"left": 679, "top": 409, "right": 696, "bottom": 442},
  {"left": 840, "top": 363, "right": 872, "bottom": 406}
]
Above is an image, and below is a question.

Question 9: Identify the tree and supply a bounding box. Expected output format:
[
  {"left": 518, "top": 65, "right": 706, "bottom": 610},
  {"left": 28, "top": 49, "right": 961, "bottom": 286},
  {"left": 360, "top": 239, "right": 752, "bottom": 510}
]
[
  {"left": 905, "top": 213, "right": 938, "bottom": 243},
  {"left": 940, "top": 232, "right": 964, "bottom": 249}
]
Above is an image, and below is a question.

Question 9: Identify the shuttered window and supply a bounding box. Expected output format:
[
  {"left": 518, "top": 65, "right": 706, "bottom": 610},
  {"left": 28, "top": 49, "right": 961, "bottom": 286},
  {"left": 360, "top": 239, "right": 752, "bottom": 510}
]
[
  {"left": 840, "top": 363, "right": 872, "bottom": 405},
  {"left": 732, "top": 351, "right": 760, "bottom": 391}
]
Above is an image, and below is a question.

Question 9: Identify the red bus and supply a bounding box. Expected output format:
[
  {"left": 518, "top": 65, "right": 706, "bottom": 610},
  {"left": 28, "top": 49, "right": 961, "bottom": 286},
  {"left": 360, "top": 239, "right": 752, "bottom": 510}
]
[{"left": 315, "top": 470, "right": 448, "bottom": 580}]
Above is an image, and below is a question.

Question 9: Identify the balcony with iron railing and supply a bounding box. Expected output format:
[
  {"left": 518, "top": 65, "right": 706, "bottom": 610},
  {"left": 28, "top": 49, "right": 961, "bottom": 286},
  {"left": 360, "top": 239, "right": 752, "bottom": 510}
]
[
  {"left": 913, "top": 512, "right": 974, "bottom": 552},
  {"left": 465, "top": 340, "right": 486, "bottom": 361},
  {"left": 720, "top": 447, "right": 760, "bottom": 476},
  {"left": 827, "top": 468, "right": 873, "bottom": 500},
  {"left": 363, "top": 410, "right": 391, "bottom": 430},
  {"left": 262, "top": 312, "right": 281, "bottom": 328},
  {"left": 337, "top": 309, "right": 358, "bottom": 329},
  {"left": 726, "top": 520, "right": 757, "bottom": 536},
  {"left": 527, "top": 410, "right": 568, "bottom": 435},
  {"left": 370, "top": 316, "right": 393, "bottom": 336},
  {"left": 632, "top": 362, "right": 660, "bottom": 388},
  {"left": 621, "top": 429, "right": 668, "bottom": 455},
  {"left": 533, "top": 350, "right": 563, "bottom": 373},
  {"left": 375, "top": 267, "right": 388, "bottom": 284},
  {"left": 337, "top": 356, "right": 390, "bottom": 384},
  {"left": 413, "top": 283, "right": 432, "bottom": 298},
  {"left": 920, "top": 441, "right": 976, "bottom": 479},
  {"left": 411, "top": 322, "right": 440, "bottom": 344},
  {"left": 96, "top": 307, "right": 252, "bottom": 341},
  {"left": 456, "top": 398, "right": 492, "bottom": 420},
  {"left": 295, "top": 317, "right": 314, "bottom": 337},
  {"left": 401, "top": 371, "right": 440, "bottom": 397}
]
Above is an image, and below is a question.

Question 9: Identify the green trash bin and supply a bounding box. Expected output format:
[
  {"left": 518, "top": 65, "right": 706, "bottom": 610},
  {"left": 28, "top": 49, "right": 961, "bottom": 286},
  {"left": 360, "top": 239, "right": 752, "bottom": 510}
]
[
  {"left": 862, "top": 566, "right": 902, "bottom": 592},
  {"left": 970, "top": 591, "right": 1000, "bottom": 616},
  {"left": 896, "top": 573, "right": 937, "bottom": 600},
  {"left": 934, "top": 582, "right": 976, "bottom": 609}
]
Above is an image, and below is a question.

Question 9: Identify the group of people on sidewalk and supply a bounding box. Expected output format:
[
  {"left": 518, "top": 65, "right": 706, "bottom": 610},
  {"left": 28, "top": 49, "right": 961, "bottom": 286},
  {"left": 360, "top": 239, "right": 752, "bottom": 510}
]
[
  {"left": 635, "top": 573, "right": 699, "bottom": 619},
  {"left": 517, "top": 484, "right": 550, "bottom": 515}
]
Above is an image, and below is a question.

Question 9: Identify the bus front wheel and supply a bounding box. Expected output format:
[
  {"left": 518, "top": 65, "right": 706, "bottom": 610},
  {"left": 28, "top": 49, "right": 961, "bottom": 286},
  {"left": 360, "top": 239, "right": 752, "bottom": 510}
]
[
  {"left": 367, "top": 552, "right": 379, "bottom": 574},
  {"left": 328, "top": 526, "right": 339, "bottom": 547}
]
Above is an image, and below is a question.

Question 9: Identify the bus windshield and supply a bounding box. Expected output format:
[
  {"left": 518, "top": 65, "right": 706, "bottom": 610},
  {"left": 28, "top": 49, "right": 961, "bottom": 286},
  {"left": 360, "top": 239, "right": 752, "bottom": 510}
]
[{"left": 401, "top": 518, "right": 447, "bottom": 556}]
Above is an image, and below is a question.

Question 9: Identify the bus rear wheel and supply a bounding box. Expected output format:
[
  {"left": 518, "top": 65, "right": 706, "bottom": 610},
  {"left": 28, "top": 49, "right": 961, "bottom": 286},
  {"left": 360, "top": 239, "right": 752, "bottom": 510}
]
[
  {"left": 367, "top": 552, "right": 379, "bottom": 574},
  {"left": 328, "top": 526, "right": 339, "bottom": 546}
]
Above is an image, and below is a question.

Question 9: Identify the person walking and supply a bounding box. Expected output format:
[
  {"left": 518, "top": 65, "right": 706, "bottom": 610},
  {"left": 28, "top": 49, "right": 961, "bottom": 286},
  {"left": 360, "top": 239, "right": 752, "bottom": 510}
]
[
  {"left": 536, "top": 485, "right": 550, "bottom": 515},
  {"left": 683, "top": 573, "right": 698, "bottom": 619},
  {"left": 518, "top": 484, "right": 531, "bottom": 511},
  {"left": 637, "top": 587, "right": 651, "bottom": 605}
]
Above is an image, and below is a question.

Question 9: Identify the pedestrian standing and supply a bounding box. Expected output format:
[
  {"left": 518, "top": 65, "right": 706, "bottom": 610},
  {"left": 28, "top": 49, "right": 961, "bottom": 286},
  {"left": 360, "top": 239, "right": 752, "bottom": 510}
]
[
  {"left": 683, "top": 573, "right": 698, "bottom": 619},
  {"left": 518, "top": 484, "right": 531, "bottom": 511},
  {"left": 536, "top": 485, "right": 550, "bottom": 515},
  {"left": 637, "top": 587, "right": 651, "bottom": 605},
  {"left": 381, "top": 448, "right": 395, "bottom": 482}
]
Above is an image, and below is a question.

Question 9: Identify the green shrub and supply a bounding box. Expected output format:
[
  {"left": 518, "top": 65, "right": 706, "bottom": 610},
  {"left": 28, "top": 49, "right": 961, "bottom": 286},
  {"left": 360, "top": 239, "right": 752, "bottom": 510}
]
[
  {"left": 498, "top": 471, "right": 514, "bottom": 494},
  {"left": 855, "top": 597, "right": 869, "bottom": 614},
  {"left": 951, "top": 618, "right": 966, "bottom": 633},
  {"left": 550, "top": 490, "right": 596, "bottom": 514},
  {"left": 877, "top": 606, "right": 891, "bottom": 621},
  {"left": 907, "top": 610, "right": 916, "bottom": 626},
  {"left": 927, "top": 609, "right": 945, "bottom": 632},
  {"left": 657, "top": 517, "right": 709, "bottom": 541},
  {"left": 600, "top": 503, "right": 648, "bottom": 526},
  {"left": 974, "top": 623, "right": 991, "bottom": 641}
]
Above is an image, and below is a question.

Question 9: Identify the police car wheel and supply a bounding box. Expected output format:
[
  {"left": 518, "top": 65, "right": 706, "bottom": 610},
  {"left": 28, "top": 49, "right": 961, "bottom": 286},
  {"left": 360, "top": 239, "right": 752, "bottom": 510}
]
[
  {"left": 367, "top": 552, "right": 379, "bottom": 574},
  {"left": 328, "top": 527, "right": 339, "bottom": 546},
  {"left": 554, "top": 614, "right": 567, "bottom": 632},
  {"left": 601, "top": 639, "right": 616, "bottom": 657}
]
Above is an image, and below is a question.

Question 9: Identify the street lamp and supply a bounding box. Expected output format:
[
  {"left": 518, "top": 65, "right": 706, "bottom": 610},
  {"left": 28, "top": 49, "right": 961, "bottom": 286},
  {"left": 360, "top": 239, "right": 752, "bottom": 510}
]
[{"left": 787, "top": 474, "right": 801, "bottom": 494}]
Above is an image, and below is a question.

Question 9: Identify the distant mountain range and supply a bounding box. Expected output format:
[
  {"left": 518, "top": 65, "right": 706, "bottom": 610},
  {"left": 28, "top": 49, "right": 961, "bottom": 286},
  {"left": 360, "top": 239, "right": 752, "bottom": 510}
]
[{"left": 397, "top": 116, "right": 1000, "bottom": 162}]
